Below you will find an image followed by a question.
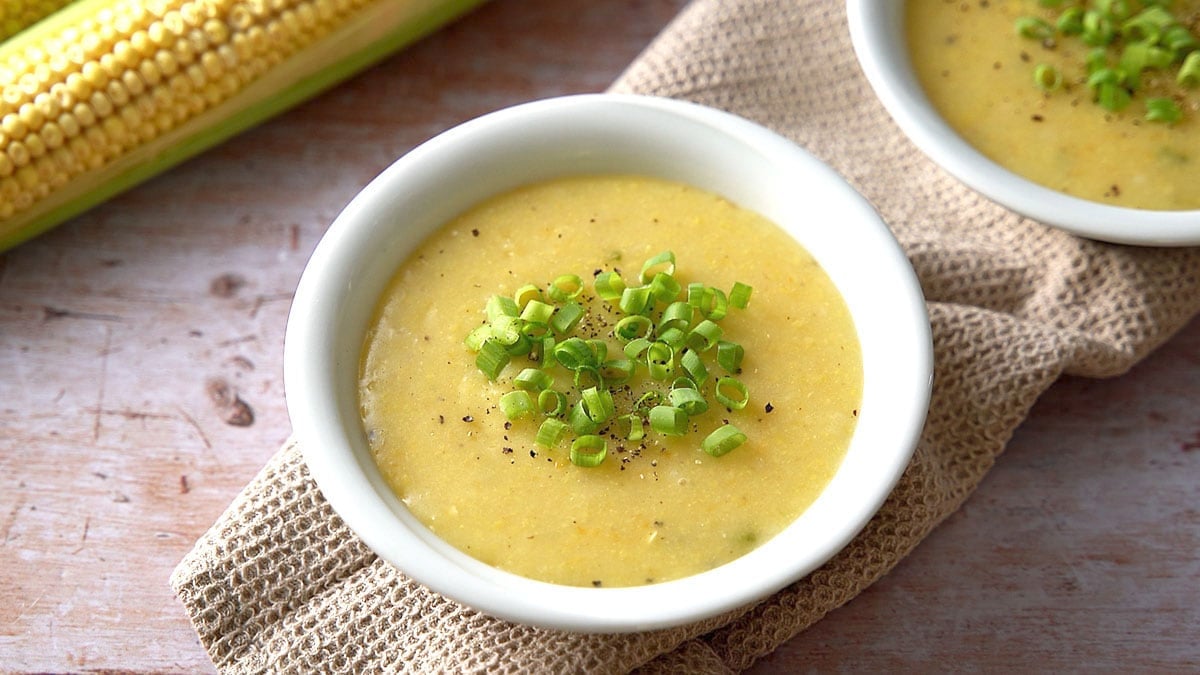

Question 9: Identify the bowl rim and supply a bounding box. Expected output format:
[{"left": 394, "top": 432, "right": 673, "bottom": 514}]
[
  {"left": 846, "top": 0, "right": 1200, "bottom": 247},
  {"left": 284, "top": 93, "right": 933, "bottom": 632}
]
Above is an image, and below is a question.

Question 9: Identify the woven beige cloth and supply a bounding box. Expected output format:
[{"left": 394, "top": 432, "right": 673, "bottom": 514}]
[{"left": 171, "top": 0, "right": 1200, "bottom": 672}]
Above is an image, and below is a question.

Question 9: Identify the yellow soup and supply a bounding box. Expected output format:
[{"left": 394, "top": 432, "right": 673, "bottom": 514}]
[
  {"left": 907, "top": 0, "right": 1200, "bottom": 210},
  {"left": 359, "top": 175, "right": 862, "bottom": 587}
]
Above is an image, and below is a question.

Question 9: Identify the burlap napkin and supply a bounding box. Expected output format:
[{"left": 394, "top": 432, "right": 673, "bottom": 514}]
[{"left": 170, "top": 0, "right": 1200, "bottom": 672}]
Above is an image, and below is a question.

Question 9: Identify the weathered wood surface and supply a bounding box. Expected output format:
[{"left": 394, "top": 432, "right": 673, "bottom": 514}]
[{"left": 1, "top": 0, "right": 1197, "bottom": 671}]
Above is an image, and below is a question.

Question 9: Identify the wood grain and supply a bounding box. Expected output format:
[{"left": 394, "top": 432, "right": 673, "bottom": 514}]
[{"left": 1, "top": 0, "right": 1198, "bottom": 672}]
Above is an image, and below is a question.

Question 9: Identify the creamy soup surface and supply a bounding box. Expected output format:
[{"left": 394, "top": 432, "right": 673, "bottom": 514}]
[
  {"left": 907, "top": 0, "right": 1200, "bottom": 210},
  {"left": 359, "top": 175, "right": 862, "bottom": 587}
]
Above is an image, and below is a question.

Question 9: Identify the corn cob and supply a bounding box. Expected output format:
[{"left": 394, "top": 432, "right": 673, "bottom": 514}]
[
  {"left": 0, "top": 0, "right": 486, "bottom": 251},
  {"left": 1, "top": 0, "right": 81, "bottom": 42}
]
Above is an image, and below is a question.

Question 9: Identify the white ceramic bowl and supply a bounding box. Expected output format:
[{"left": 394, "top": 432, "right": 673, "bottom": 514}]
[
  {"left": 847, "top": 1, "right": 1200, "bottom": 247},
  {"left": 284, "top": 94, "right": 932, "bottom": 632}
]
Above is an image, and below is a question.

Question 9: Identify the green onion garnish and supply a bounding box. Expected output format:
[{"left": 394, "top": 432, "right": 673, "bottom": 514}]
[
  {"left": 499, "top": 390, "right": 535, "bottom": 420},
  {"left": 1145, "top": 97, "right": 1182, "bottom": 123},
  {"left": 649, "top": 405, "right": 688, "bottom": 436},
  {"left": 465, "top": 250, "right": 763, "bottom": 466},
  {"left": 702, "top": 424, "right": 747, "bottom": 457},
  {"left": 1015, "top": 16, "right": 1055, "bottom": 40},
  {"left": 715, "top": 376, "right": 750, "bottom": 410},
  {"left": 536, "top": 418, "right": 568, "bottom": 448},
  {"left": 1033, "top": 63, "right": 1063, "bottom": 91},
  {"left": 570, "top": 435, "right": 607, "bottom": 467}
]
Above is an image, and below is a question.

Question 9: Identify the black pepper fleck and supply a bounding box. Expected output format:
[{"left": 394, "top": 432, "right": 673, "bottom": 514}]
[{"left": 765, "top": 402, "right": 774, "bottom": 413}]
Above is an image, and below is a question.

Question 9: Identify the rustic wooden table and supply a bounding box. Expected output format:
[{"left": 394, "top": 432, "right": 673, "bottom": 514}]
[{"left": 2, "top": 0, "right": 1198, "bottom": 672}]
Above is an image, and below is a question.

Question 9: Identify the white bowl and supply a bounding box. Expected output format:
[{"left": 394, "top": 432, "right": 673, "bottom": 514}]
[
  {"left": 284, "top": 94, "right": 932, "bottom": 632},
  {"left": 847, "top": 0, "right": 1200, "bottom": 247}
]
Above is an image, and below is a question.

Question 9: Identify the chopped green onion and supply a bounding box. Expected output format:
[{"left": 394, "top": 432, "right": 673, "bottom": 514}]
[
  {"left": 550, "top": 301, "right": 584, "bottom": 335},
  {"left": 1034, "top": 63, "right": 1063, "bottom": 91},
  {"left": 464, "top": 324, "right": 491, "bottom": 351},
  {"left": 600, "top": 359, "right": 636, "bottom": 384},
  {"left": 668, "top": 387, "right": 708, "bottom": 416},
  {"left": 686, "top": 281, "right": 706, "bottom": 307},
  {"left": 569, "top": 435, "right": 607, "bottom": 467},
  {"left": 536, "top": 335, "right": 556, "bottom": 368},
  {"left": 1095, "top": 0, "right": 1131, "bottom": 22},
  {"left": 614, "top": 315, "right": 654, "bottom": 342},
  {"left": 520, "top": 320, "right": 550, "bottom": 339},
  {"left": 1121, "top": 6, "right": 1173, "bottom": 43},
  {"left": 656, "top": 326, "right": 686, "bottom": 349},
  {"left": 1179, "top": 52, "right": 1200, "bottom": 88},
  {"left": 1082, "top": 11, "right": 1115, "bottom": 46},
  {"left": 649, "top": 405, "right": 688, "bottom": 436},
  {"left": 536, "top": 418, "right": 568, "bottom": 448},
  {"left": 634, "top": 390, "right": 663, "bottom": 412},
  {"left": 699, "top": 287, "right": 728, "bottom": 321},
  {"left": 486, "top": 294, "right": 519, "bottom": 322},
  {"left": 519, "top": 299, "right": 556, "bottom": 325},
  {"left": 717, "top": 340, "right": 744, "bottom": 373},
  {"left": 1096, "top": 81, "right": 1132, "bottom": 111},
  {"left": 1145, "top": 97, "right": 1182, "bottom": 124},
  {"left": 1057, "top": 6, "right": 1085, "bottom": 34},
  {"left": 670, "top": 376, "right": 697, "bottom": 390},
  {"left": 1086, "top": 47, "right": 1109, "bottom": 75},
  {"left": 504, "top": 334, "right": 532, "bottom": 357},
  {"left": 623, "top": 337, "right": 653, "bottom": 360},
  {"left": 714, "top": 376, "right": 749, "bottom": 410},
  {"left": 553, "top": 337, "right": 593, "bottom": 370},
  {"left": 657, "top": 301, "right": 694, "bottom": 334},
  {"left": 619, "top": 286, "right": 654, "bottom": 315},
  {"left": 646, "top": 341, "right": 674, "bottom": 381},
  {"left": 475, "top": 340, "right": 510, "bottom": 380},
  {"left": 639, "top": 250, "right": 676, "bottom": 284},
  {"left": 1162, "top": 25, "right": 1198, "bottom": 53},
  {"left": 1015, "top": 16, "right": 1054, "bottom": 40},
  {"left": 586, "top": 339, "right": 608, "bottom": 363},
  {"left": 680, "top": 348, "right": 708, "bottom": 386},
  {"left": 580, "top": 386, "right": 615, "bottom": 424},
  {"left": 513, "top": 283, "right": 543, "bottom": 309},
  {"left": 649, "top": 272, "right": 682, "bottom": 303},
  {"left": 489, "top": 314, "right": 522, "bottom": 346},
  {"left": 548, "top": 274, "right": 584, "bottom": 302},
  {"left": 573, "top": 365, "right": 603, "bottom": 390},
  {"left": 702, "top": 424, "right": 747, "bottom": 457},
  {"left": 594, "top": 271, "right": 626, "bottom": 302},
  {"left": 513, "top": 368, "right": 553, "bottom": 392},
  {"left": 499, "top": 390, "right": 535, "bottom": 420},
  {"left": 685, "top": 319, "right": 723, "bottom": 352},
  {"left": 538, "top": 389, "right": 567, "bottom": 417},
  {"left": 617, "top": 413, "right": 645, "bottom": 442},
  {"left": 729, "top": 282, "right": 753, "bottom": 309},
  {"left": 569, "top": 400, "right": 600, "bottom": 434}
]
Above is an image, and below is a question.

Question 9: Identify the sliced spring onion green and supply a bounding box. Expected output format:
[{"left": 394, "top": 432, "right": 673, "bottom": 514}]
[
  {"left": 646, "top": 341, "right": 674, "bottom": 381},
  {"left": 1179, "top": 52, "right": 1200, "bottom": 88},
  {"left": 536, "top": 418, "right": 568, "bottom": 448},
  {"left": 619, "top": 285, "right": 654, "bottom": 315},
  {"left": 553, "top": 337, "right": 592, "bottom": 370},
  {"left": 550, "top": 301, "right": 585, "bottom": 335},
  {"left": 623, "top": 337, "right": 653, "bottom": 360},
  {"left": 1015, "top": 16, "right": 1054, "bottom": 40},
  {"left": 685, "top": 319, "right": 723, "bottom": 352},
  {"left": 649, "top": 272, "right": 682, "bottom": 303},
  {"left": 614, "top": 315, "right": 653, "bottom": 342},
  {"left": 1145, "top": 97, "right": 1182, "bottom": 124},
  {"left": 600, "top": 358, "right": 635, "bottom": 384},
  {"left": 538, "top": 389, "right": 567, "bottom": 417},
  {"left": 486, "top": 294, "right": 519, "bottom": 322},
  {"left": 520, "top": 299, "right": 555, "bottom": 325},
  {"left": 680, "top": 348, "right": 707, "bottom": 386},
  {"left": 594, "top": 271, "right": 626, "bottom": 302},
  {"left": 573, "top": 365, "right": 603, "bottom": 390},
  {"left": 548, "top": 274, "right": 584, "bottom": 302},
  {"left": 656, "top": 326, "right": 686, "bottom": 349},
  {"left": 649, "top": 405, "right": 688, "bottom": 436},
  {"left": 569, "top": 400, "right": 600, "bottom": 434},
  {"left": 475, "top": 340, "right": 510, "bottom": 380},
  {"left": 714, "top": 376, "right": 749, "bottom": 410},
  {"left": 617, "top": 413, "right": 645, "bottom": 441},
  {"left": 570, "top": 435, "right": 607, "bottom": 467},
  {"left": 464, "top": 324, "right": 491, "bottom": 351},
  {"left": 729, "top": 282, "right": 753, "bottom": 309},
  {"left": 634, "top": 390, "right": 663, "bottom": 411},
  {"left": 639, "top": 250, "right": 676, "bottom": 284},
  {"left": 513, "top": 368, "right": 553, "bottom": 392},
  {"left": 668, "top": 387, "right": 708, "bottom": 416},
  {"left": 514, "top": 283, "right": 543, "bottom": 309},
  {"left": 716, "top": 340, "right": 744, "bottom": 373},
  {"left": 499, "top": 390, "right": 535, "bottom": 420},
  {"left": 702, "top": 424, "right": 747, "bottom": 457},
  {"left": 657, "top": 301, "right": 693, "bottom": 334},
  {"left": 1034, "top": 63, "right": 1063, "bottom": 92}
]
